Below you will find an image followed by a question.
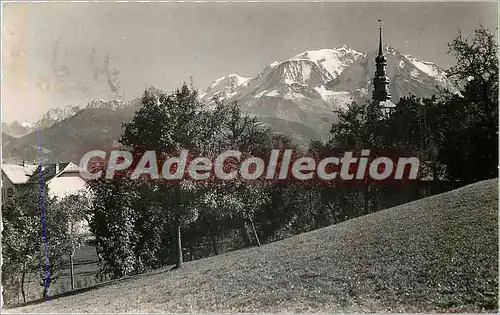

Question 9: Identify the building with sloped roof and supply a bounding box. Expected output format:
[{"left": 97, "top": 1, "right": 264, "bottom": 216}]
[
  {"left": 2, "top": 160, "right": 88, "bottom": 200},
  {"left": 2, "top": 160, "right": 91, "bottom": 237}
]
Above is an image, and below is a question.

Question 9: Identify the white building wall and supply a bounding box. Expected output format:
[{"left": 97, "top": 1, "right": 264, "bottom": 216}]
[{"left": 47, "top": 173, "right": 88, "bottom": 199}]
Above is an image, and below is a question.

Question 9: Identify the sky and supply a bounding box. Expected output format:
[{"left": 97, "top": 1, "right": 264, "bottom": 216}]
[{"left": 2, "top": 1, "right": 498, "bottom": 123}]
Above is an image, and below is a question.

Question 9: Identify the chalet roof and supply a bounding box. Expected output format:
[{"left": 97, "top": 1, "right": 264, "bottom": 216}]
[
  {"left": 61, "top": 162, "right": 81, "bottom": 173},
  {"left": 1, "top": 164, "right": 36, "bottom": 184},
  {"left": 27, "top": 163, "right": 70, "bottom": 183},
  {"left": 2, "top": 162, "right": 82, "bottom": 185}
]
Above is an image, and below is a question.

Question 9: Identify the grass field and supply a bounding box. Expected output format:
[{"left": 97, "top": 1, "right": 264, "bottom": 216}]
[
  {"left": 7, "top": 179, "right": 498, "bottom": 313},
  {"left": 6, "top": 245, "right": 100, "bottom": 305}
]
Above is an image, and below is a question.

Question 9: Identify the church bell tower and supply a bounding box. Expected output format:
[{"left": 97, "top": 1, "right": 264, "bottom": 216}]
[{"left": 373, "top": 20, "right": 395, "bottom": 116}]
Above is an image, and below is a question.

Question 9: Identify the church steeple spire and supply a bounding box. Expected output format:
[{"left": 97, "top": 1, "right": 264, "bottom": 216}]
[
  {"left": 373, "top": 19, "right": 392, "bottom": 104},
  {"left": 378, "top": 23, "right": 383, "bottom": 57}
]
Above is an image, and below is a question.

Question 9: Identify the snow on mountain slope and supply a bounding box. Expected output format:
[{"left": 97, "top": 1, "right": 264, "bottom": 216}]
[
  {"left": 265, "top": 59, "right": 332, "bottom": 86},
  {"left": 34, "top": 105, "right": 82, "bottom": 129},
  {"left": 405, "top": 55, "right": 456, "bottom": 91},
  {"left": 202, "top": 47, "right": 363, "bottom": 104},
  {"left": 200, "top": 74, "right": 251, "bottom": 101},
  {"left": 202, "top": 45, "right": 458, "bottom": 142},
  {"left": 201, "top": 47, "right": 362, "bottom": 140},
  {"left": 3, "top": 97, "right": 143, "bottom": 163},
  {"left": 86, "top": 99, "right": 128, "bottom": 110},
  {"left": 21, "top": 121, "right": 32, "bottom": 129},
  {"left": 292, "top": 47, "right": 365, "bottom": 78},
  {"left": 3, "top": 105, "right": 83, "bottom": 137},
  {"left": 328, "top": 45, "right": 458, "bottom": 103}
]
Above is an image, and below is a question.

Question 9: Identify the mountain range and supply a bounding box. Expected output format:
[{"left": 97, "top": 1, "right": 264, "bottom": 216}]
[
  {"left": 2, "top": 105, "right": 83, "bottom": 138},
  {"left": 2, "top": 45, "right": 458, "bottom": 164}
]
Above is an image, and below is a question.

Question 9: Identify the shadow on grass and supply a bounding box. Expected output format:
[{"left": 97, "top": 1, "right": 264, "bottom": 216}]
[{"left": 6, "top": 265, "right": 175, "bottom": 310}]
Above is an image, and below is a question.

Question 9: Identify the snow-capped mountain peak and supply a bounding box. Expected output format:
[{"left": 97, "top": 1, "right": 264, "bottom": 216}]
[
  {"left": 201, "top": 45, "right": 459, "bottom": 143},
  {"left": 3, "top": 105, "right": 82, "bottom": 137},
  {"left": 201, "top": 74, "right": 251, "bottom": 101},
  {"left": 200, "top": 47, "right": 363, "bottom": 105},
  {"left": 34, "top": 105, "right": 82, "bottom": 128},
  {"left": 268, "top": 61, "right": 280, "bottom": 68},
  {"left": 86, "top": 99, "right": 128, "bottom": 110},
  {"left": 329, "top": 45, "right": 459, "bottom": 102},
  {"left": 271, "top": 59, "right": 332, "bottom": 86},
  {"left": 199, "top": 47, "right": 362, "bottom": 139},
  {"left": 385, "top": 44, "right": 400, "bottom": 56},
  {"left": 405, "top": 55, "right": 444, "bottom": 78},
  {"left": 291, "top": 47, "right": 365, "bottom": 79},
  {"left": 21, "top": 121, "right": 32, "bottom": 128},
  {"left": 404, "top": 55, "right": 458, "bottom": 94},
  {"left": 208, "top": 74, "right": 250, "bottom": 90}
]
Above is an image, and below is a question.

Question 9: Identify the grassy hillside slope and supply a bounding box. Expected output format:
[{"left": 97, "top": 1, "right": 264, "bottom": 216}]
[{"left": 9, "top": 179, "right": 498, "bottom": 313}]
